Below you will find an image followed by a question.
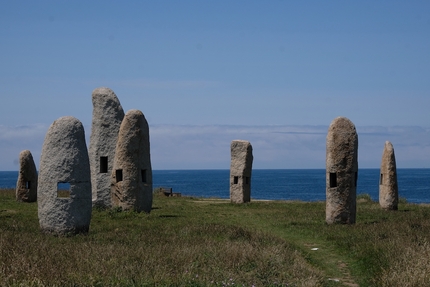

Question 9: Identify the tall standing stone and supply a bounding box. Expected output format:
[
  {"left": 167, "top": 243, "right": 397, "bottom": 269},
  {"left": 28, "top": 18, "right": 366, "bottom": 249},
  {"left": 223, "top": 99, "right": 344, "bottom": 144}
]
[
  {"left": 230, "top": 140, "right": 253, "bottom": 204},
  {"left": 111, "top": 109, "right": 153, "bottom": 213},
  {"left": 326, "top": 117, "right": 358, "bottom": 224},
  {"left": 89, "top": 87, "right": 124, "bottom": 208},
  {"left": 379, "top": 141, "right": 398, "bottom": 210},
  {"left": 16, "top": 150, "right": 38, "bottom": 202},
  {"left": 38, "top": 116, "right": 92, "bottom": 235}
]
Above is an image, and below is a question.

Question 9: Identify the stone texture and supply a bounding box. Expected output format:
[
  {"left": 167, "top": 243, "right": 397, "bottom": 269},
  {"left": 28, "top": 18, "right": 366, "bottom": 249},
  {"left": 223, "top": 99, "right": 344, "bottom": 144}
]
[
  {"left": 379, "top": 141, "right": 398, "bottom": 210},
  {"left": 326, "top": 117, "right": 358, "bottom": 224},
  {"left": 15, "top": 150, "right": 38, "bottom": 202},
  {"left": 38, "top": 116, "right": 92, "bottom": 235},
  {"left": 230, "top": 140, "right": 253, "bottom": 204},
  {"left": 111, "top": 109, "right": 152, "bottom": 213},
  {"left": 89, "top": 87, "right": 124, "bottom": 208}
]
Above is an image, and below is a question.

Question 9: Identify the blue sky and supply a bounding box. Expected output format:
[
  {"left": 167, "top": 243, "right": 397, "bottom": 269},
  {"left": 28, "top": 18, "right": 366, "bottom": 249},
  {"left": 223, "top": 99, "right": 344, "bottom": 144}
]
[{"left": 1, "top": 1, "right": 430, "bottom": 170}]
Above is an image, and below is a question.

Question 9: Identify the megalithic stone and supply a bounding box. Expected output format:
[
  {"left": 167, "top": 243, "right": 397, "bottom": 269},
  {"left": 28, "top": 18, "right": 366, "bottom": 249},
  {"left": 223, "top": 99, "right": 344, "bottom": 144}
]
[
  {"left": 38, "top": 116, "right": 92, "bottom": 235},
  {"left": 379, "top": 141, "right": 398, "bottom": 210},
  {"left": 89, "top": 87, "right": 124, "bottom": 208},
  {"left": 111, "top": 109, "right": 153, "bottom": 213},
  {"left": 16, "top": 150, "right": 38, "bottom": 202},
  {"left": 326, "top": 117, "right": 358, "bottom": 224},
  {"left": 230, "top": 140, "right": 253, "bottom": 204}
]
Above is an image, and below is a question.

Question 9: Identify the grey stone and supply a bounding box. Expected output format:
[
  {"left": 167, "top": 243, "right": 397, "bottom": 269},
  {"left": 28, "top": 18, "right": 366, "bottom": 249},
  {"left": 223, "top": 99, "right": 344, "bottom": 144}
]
[
  {"left": 111, "top": 109, "right": 152, "bottom": 213},
  {"left": 379, "top": 141, "right": 398, "bottom": 210},
  {"left": 326, "top": 117, "right": 358, "bottom": 224},
  {"left": 89, "top": 87, "right": 124, "bottom": 208},
  {"left": 230, "top": 140, "right": 253, "bottom": 204},
  {"left": 37, "top": 116, "right": 92, "bottom": 235},
  {"left": 16, "top": 150, "right": 38, "bottom": 202}
]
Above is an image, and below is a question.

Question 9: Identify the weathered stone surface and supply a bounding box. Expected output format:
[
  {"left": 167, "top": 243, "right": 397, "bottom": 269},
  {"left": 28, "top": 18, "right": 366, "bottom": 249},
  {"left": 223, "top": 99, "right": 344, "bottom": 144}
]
[
  {"left": 230, "top": 140, "right": 253, "bottom": 204},
  {"left": 111, "top": 109, "right": 152, "bottom": 213},
  {"left": 16, "top": 150, "right": 38, "bottom": 202},
  {"left": 89, "top": 87, "right": 124, "bottom": 208},
  {"left": 38, "top": 116, "right": 92, "bottom": 235},
  {"left": 379, "top": 141, "right": 398, "bottom": 210},
  {"left": 326, "top": 117, "right": 358, "bottom": 224}
]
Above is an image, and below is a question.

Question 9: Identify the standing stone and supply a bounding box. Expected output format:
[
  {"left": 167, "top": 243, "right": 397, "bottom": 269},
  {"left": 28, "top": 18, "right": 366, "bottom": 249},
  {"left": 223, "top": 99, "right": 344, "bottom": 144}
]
[
  {"left": 326, "top": 117, "right": 358, "bottom": 224},
  {"left": 38, "top": 116, "right": 92, "bottom": 235},
  {"left": 379, "top": 141, "right": 398, "bottom": 210},
  {"left": 111, "top": 109, "right": 152, "bottom": 213},
  {"left": 16, "top": 150, "right": 38, "bottom": 202},
  {"left": 89, "top": 87, "right": 124, "bottom": 208},
  {"left": 230, "top": 140, "right": 253, "bottom": 204}
]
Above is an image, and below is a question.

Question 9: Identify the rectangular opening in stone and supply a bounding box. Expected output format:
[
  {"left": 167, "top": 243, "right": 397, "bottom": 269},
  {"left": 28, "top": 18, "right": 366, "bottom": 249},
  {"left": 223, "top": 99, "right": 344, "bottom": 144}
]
[
  {"left": 116, "top": 169, "right": 123, "bottom": 182},
  {"left": 57, "top": 182, "right": 71, "bottom": 198},
  {"left": 329, "top": 173, "right": 337, "bottom": 188},
  {"left": 245, "top": 177, "right": 250, "bottom": 184},
  {"left": 355, "top": 172, "right": 358, "bottom": 187},
  {"left": 100, "top": 156, "right": 108, "bottom": 173},
  {"left": 234, "top": 176, "right": 238, "bottom": 184},
  {"left": 380, "top": 173, "right": 384, "bottom": 185},
  {"left": 141, "top": 169, "right": 147, "bottom": 183},
  {"left": 26, "top": 181, "right": 31, "bottom": 189}
]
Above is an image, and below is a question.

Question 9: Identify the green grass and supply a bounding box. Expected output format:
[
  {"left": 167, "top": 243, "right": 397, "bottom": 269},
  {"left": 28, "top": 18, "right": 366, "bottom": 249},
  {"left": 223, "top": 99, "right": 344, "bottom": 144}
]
[{"left": 1, "top": 189, "right": 430, "bottom": 286}]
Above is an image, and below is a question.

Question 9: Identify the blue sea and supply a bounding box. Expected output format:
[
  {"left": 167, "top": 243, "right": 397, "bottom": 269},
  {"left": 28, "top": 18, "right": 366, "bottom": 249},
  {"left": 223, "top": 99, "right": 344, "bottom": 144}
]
[{"left": 1, "top": 169, "right": 429, "bottom": 203}]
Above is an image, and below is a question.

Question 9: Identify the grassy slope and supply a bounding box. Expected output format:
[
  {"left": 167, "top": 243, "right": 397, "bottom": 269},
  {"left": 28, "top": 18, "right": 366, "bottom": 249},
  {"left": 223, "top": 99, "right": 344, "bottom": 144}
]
[{"left": 1, "top": 189, "right": 430, "bottom": 286}]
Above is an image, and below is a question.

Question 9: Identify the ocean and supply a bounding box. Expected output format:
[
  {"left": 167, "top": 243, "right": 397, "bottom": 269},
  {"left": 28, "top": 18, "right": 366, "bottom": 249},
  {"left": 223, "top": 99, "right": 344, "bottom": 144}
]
[{"left": 1, "top": 169, "right": 429, "bottom": 203}]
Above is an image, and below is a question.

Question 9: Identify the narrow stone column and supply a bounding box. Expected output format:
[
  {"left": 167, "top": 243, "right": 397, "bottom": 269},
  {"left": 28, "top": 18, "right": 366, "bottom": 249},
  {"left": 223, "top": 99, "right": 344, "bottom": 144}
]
[
  {"left": 89, "top": 87, "right": 124, "bottom": 208},
  {"left": 16, "top": 150, "right": 38, "bottom": 202},
  {"left": 230, "top": 140, "right": 253, "bottom": 204},
  {"left": 38, "top": 116, "right": 92, "bottom": 235},
  {"left": 379, "top": 141, "right": 398, "bottom": 210},
  {"left": 326, "top": 117, "right": 358, "bottom": 224},
  {"left": 111, "top": 109, "right": 153, "bottom": 213}
]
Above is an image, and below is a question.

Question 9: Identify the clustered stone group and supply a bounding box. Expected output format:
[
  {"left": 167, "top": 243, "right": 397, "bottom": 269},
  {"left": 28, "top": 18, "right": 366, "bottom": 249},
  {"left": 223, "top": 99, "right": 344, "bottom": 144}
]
[{"left": 14, "top": 88, "right": 398, "bottom": 235}]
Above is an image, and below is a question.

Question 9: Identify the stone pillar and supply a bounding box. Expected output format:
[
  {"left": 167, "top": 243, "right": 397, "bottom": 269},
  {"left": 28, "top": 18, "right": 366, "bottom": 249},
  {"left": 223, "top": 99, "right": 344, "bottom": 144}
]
[
  {"left": 16, "top": 150, "right": 38, "bottom": 202},
  {"left": 230, "top": 140, "right": 253, "bottom": 204},
  {"left": 89, "top": 87, "right": 124, "bottom": 208},
  {"left": 326, "top": 117, "right": 358, "bottom": 224},
  {"left": 111, "top": 109, "right": 153, "bottom": 213},
  {"left": 38, "top": 117, "right": 92, "bottom": 235},
  {"left": 379, "top": 141, "right": 398, "bottom": 210}
]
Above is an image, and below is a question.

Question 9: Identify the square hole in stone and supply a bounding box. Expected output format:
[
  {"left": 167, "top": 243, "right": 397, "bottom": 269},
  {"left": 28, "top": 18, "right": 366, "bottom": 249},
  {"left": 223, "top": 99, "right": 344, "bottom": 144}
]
[
  {"left": 57, "top": 182, "right": 71, "bottom": 198},
  {"left": 233, "top": 176, "right": 238, "bottom": 184},
  {"left": 116, "top": 169, "right": 123, "bottom": 182},
  {"left": 100, "top": 156, "right": 108, "bottom": 173}
]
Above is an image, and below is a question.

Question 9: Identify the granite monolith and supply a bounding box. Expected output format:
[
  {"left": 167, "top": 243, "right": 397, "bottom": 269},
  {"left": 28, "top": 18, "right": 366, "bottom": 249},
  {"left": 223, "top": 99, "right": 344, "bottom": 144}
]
[
  {"left": 326, "top": 117, "right": 358, "bottom": 224},
  {"left": 379, "top": 141, "right": 398, "bottom": 210},
  {"left": 111, "top": 109, "right": 152, "bottom": 213},
  {"left": 230, "top": 140, "right": 253, "bottom": 204},
  {"left": 89, "top": 87, "right": 124, "bottom": 208},
  {"left": 38, "top": 116, "right": 92, "bottom": 235},
  {"left": 16, "top": 150, "right": 38, "bottom": 202}
]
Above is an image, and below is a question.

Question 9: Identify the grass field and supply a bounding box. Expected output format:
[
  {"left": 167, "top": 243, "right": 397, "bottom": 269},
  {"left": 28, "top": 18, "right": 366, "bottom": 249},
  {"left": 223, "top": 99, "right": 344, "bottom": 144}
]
[{"left": 1, "top": 188, "right": 430, "bottom": 286}]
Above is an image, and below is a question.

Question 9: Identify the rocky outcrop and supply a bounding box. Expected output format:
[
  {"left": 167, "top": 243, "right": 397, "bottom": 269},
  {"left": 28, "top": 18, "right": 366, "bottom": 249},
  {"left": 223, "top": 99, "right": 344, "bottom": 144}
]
[
  {"left": 89, "top": 87, "right": 124, "bottom": 208},
  {"left": 230, "top": 140, "right": 253, "bottom": 204},
  {"left": 15, "top": 150, "right": 38, "bottom": 202},
  {"left": 111, "top": 110, "right": 152, "bottom": 213},
  {"left": 38, "top": 116, "right": 92, "bottom": 235},
  {"left": 326, "top": 117, "right": 358, "bottom": 224},
  {"left": 379, "top": 141, "right": 398, "bottom": 210}
]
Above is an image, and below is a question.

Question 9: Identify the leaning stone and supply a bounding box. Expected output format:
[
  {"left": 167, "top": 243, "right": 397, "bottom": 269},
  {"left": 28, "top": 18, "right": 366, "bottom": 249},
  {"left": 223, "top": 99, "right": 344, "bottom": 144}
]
[
  {"left": 326, "top": 117, "right": 358, "bottom": 224},
  {"left": 16, "top": 150, "right": 38, "bottom": 202},
  {"left": 111, "top": 109, "right": 153, "bottom": 213},
  {"left": 89, "top": 87, "right": 124, "bottom": 208},
  {"left": 230, "top": 140, "right": 253, "bottom": 204},
  {"left": 379, "top": 141, "right": 398, "bottom": 210},
  {"left": 38, "top": 116, "right": 92, "bottom": 235}
]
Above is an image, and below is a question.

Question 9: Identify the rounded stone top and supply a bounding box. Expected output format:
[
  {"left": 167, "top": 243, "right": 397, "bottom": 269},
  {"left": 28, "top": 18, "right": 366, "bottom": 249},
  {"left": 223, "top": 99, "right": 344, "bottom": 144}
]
[
  {"left": 328, "top": 116, "right": 356, "bottom": 132},
  {"left": 50, "top": 116, "right": 83, "bottom": 131},
  {"left": 92, "top": 87, "right": 115, "bottom": 96},
  {"left": 19, "top": 149, "right": 31, "bottom": 157}
]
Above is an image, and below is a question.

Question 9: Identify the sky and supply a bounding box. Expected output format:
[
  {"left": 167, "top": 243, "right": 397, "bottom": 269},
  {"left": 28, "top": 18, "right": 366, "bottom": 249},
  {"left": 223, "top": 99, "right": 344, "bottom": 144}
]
[{"left": 1, "top": 1, "right": 430, "bottom": 170}]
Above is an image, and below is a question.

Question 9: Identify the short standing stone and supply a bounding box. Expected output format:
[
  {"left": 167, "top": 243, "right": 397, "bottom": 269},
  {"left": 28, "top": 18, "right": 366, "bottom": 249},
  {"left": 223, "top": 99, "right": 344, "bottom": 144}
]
[
  {"left": 111, "top": 109, "right": 153, "bottom": 213},
  {"left": 230, "top": 140, "right": 253, "bottom": 204},
  {"left": 38, "top": 116, "right": 92, "bottom": 235},
  {"left": 16, "top": 150, "right": 38, "bottom": 202},
  {"left": 379, "top": 141, "right": 398, "bottom": 210},
  {"left": 89, "top": 87, "right": 124, "bottom": 208},
  {"left": 326, "top": 117, "right": 358, "bottom": 224}
]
